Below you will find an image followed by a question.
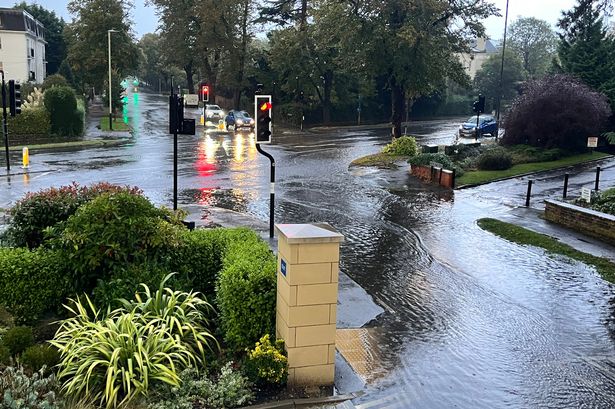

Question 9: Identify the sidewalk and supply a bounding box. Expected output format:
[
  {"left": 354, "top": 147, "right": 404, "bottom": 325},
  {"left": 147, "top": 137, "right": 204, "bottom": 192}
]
[{"left": 85, "top": 96, "right": 132, "bottom": 140}]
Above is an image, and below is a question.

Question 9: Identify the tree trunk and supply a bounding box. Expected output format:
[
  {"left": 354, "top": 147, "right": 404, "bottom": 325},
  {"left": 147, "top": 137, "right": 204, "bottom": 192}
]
[
  {"left": 390, "top": 78, "right": 405, "bottom": 138},
  {"left": 184, "top": 61, "right": 194, "bottom": 94},
  {"left": 322, "top": 70, "right": 333, "bottom": 124}
]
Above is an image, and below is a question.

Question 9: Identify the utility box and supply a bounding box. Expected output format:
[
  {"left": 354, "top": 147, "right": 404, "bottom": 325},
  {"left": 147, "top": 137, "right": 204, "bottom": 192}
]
[
  {"left": 422, "top": 144, "right": 439, "bottom": 153},
  {"left": 275, "top": 223, "right": 344, "bottom": 387}
]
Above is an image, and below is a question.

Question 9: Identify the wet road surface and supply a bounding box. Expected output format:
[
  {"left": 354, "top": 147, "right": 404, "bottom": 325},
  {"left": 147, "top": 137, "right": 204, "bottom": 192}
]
[{"left": 1, "top": 92, "right": 615, "bottom": 408}]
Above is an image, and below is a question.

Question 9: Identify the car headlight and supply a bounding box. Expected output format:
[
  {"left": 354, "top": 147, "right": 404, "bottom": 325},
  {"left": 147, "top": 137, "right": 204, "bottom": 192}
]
[{"left": 236, "top": 119, "right": 243, "bottom": 125}]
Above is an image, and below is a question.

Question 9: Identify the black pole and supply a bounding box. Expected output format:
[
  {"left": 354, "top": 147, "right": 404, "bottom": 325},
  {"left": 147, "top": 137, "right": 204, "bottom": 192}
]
[
  {"left": 495, "top": 0, "right": 510, "bottom": 140},
  {"left": 1, "top": 70, "right": 9, "bottom": 172},
  {"left": 595, "top": 166, "right": 601, "bottom": 191},
  {"left": 256, "top": 143, "right": 275, "bottom": 238},
  {"left": 563, "top": 173, "right": 569, "bottom": 199},
  {"left": 525, "top": 180, "right": 533, "bottom": 207},
  {"left": 475, "top": 113, "right": 480, "bottom": 141},
  {"left": 452, "top": 168, "right": 456, "bottom": 189},
  {"left": 173, "top": 128, "right": 178, "bottom": 210}
]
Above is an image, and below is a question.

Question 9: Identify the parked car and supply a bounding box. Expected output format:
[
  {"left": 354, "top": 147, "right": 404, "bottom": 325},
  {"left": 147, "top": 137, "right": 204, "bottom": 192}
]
[
  {"left": 205, "top": 104, "right": 225, "bottom": 121},
  {"left": 459, "top": 115, "right": 498, "bottom": 138},
  {"left": 225, "top": 110, "right": 255, "bottom": 130}
]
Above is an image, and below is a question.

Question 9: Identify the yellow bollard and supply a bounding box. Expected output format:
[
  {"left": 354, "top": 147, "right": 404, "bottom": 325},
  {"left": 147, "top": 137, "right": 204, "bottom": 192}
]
[
  {"left": 218, "top": 120, "right": 224, "bottom": 130},
  {"left": 22, "top": 147, "right": 29, "bottom": 169},
  {"left": 200, "top": 115, "right": 204, "bottom": 126}
]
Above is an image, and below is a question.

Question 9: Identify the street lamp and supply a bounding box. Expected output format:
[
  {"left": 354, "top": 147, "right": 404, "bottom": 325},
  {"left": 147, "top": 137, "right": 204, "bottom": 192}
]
[
  {"left": 495, "top": 0, "right": 510, "bottom": 140},
  {"left": 107, "top": 29, "right": 118, "bottom": 131}
]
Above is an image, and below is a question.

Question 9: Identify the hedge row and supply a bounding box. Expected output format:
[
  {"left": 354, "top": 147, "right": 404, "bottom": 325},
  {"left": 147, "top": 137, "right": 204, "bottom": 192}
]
[{"left": 6, "top": 108, "right": 51, "bottom": 137}]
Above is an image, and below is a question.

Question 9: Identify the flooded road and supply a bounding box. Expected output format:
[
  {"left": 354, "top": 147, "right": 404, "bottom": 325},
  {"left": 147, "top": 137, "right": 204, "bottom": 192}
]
[{"left": 1, "top": 92, "right": 615, "bottom": 408}]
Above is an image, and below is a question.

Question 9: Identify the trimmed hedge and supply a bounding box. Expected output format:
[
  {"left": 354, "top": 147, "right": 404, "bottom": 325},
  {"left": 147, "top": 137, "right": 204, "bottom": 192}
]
[
  {"left": 0, "top": 249, "right": 69, "bottom": 323},
  {"left": 6, "top": 108, "right": 51, "bottom": 137},
  {"left": 43, "top": 85, "right": 83, "bottom": 137},
  {"left": 477, "top": 147, "right": 513, "bottom": 170}
]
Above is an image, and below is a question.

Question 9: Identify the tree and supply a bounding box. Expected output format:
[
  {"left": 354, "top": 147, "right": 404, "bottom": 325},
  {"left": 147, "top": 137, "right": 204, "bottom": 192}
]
[
  {"left": 14, "top": 2, "right": 67, "bottom": 75},
  {"left": 508, "top": 17, "right": 557, "bottom": 78},
  {"left": 64, "top": 0, "right": 139, "bottom": 93},
  {"left": 474, "top": 49, "right": 526, "bottom": 112},
  {"left": 502, "top": 75, "right": 611, "bottom": 151}
]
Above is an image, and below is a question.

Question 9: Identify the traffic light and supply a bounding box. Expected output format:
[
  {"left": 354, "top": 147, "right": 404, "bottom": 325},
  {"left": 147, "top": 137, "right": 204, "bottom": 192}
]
[
  {"left": 255, "top": 95, "right": 272, "bottom": 144},
  {"left": 8, "top": 80, "right": 22, "bottom": 117},
  {"left": 473, "top": 94, "right": 485, "bottom": 114},
  {"left": 201, "top": 85, "right": 209, "bottom": 102}
]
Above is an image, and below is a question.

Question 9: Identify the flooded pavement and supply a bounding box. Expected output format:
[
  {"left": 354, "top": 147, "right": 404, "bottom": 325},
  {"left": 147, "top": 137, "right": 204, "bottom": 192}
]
[{"left": 1, "top": 92, "right": 615, "bottom": 408}]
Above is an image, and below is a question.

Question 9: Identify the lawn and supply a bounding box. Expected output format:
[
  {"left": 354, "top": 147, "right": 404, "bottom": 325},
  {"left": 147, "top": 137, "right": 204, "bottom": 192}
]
[
  {"left": 99, "top": 117, "right": 131, "bottom": 132},
  {"left": 350, "top": 153, "right": 410, "bottom": 169},
  {"left": 477, "top": 218, "right": 615, "bottom": 283},
  {"left": 457, "top": 151, "right": 611, "bottom": 187}
]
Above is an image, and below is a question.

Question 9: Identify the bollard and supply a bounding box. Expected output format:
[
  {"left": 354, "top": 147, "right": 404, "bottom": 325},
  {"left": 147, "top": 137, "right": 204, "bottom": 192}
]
[
  {"left": 525, "top": 180, "right": 533, "bottom": 207},
  {"left": 22, "top": 147, "right": 29, "bottom": 169},
  {"left": 563, "top": 173, "right": 569, "bottom": 199},
  {"left": 595, "top": 166, "right": 601, "bottom": 191}
]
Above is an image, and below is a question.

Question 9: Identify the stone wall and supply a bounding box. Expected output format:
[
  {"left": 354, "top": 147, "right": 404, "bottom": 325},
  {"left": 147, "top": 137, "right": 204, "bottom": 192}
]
[
  {"left": 544, "top": 199, "right": 615, "bottom": 246},
  {"left": 410, "top": 165, "right": 455, "bottom": 189}
]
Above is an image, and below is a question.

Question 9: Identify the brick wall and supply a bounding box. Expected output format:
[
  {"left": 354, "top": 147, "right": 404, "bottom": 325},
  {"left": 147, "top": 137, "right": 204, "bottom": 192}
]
[
  {"left": 410, "top": 165, "right": 455, "bottom": 189},
  {"left": 544, "top": 199, "right": 615, "bottom": 246}
]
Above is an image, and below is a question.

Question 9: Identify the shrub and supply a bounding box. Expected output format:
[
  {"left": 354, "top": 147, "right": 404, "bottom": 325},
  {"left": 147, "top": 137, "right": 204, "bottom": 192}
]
[
  {"left": 20, "top": 345, "right": 60, "bottom": 374},
  {"left": 148, "top": 364, "right": 253, "bottom": 409},
  {"left": 53, "top": 192, "right": 183, "bottom": 293},
  {"left": 408, "top": 153, "right": 460, "bottom": 173},
  {"left": 506, "top": 144, "right": 565, "bottom": 164},
  {"left": 502, "top": 75, "right": 611, "bottom": 151},
  {"left": 477, "top": 148, "right": 513, "bottom": 170},
  {"left": 0, "top": 366, "right": 61, "bottom": 409},
  {"left": 43, "top": 85, "right": 83, "bottom": 137},
  {"left": 2, "top": 182, "right": 142, "bottom": 248},
  {"left": 0, "top": 249, "right": 70, "bottom": 323},
  {"left": 0, "top": 345, "right": 10, "bottom": 365},
  {"left": 42, "top": 74, "right": 69, "bottom": 91},
  {"left": 6, "top": 108, "right": 51, "bottom": 137},
  {"left": 2, "top": 327, "right": 34, "bottom": 356},
  {"left": 382, "top": 136, "right": 418, "bottom": 156},
  {"left": 215, "top": 229, "right": 277, "bottom": 351},
  {"left": 244, "top": 335, "right": 288, "bottom": 386},
  {"left": 592, "top": 187, "right": 615, "bottom": 216}
]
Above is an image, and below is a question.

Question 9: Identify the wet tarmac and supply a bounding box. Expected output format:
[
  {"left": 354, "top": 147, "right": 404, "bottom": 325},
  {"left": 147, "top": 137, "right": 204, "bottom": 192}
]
[{"left": 1, "top": 91, "right": 615, "bottom": 408}]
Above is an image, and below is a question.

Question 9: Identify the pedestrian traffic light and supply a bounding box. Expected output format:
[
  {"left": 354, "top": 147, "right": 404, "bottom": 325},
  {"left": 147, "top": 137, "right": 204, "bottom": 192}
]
[
  {"left": 202, "top": 85, "right": 209, "bottom": 102},
  {"left": 8, "top": 80, "right": 21, "bottom": 117},
  {"left": 473, "top": 94, "right": 485, "bottom": 114},
  {"left": 255, "top": 95, "right": 272, "bottom": 144}
]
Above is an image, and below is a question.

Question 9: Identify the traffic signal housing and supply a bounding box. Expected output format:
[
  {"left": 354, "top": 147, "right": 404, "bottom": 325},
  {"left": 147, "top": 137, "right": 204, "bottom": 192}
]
[
  {"left": 255, "top": 95, "right": 272, "bottom": 144},
  {"left": 473, "top": 94, "right": 485, "bottom": 114},
  {"left": 201, "top": 85, "right": 209, "bottom": 102},
  {"left": 8, "top": 80, "right": 21, "bottom": 117}
]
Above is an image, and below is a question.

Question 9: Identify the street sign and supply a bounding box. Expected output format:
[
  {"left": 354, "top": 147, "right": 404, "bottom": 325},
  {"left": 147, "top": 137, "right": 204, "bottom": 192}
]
[
  {"left": 587, "top": 137, "right": 598, "bottom": 148},
  {"left": 581, "top": 187, "right": 592, "bottom": 202}
]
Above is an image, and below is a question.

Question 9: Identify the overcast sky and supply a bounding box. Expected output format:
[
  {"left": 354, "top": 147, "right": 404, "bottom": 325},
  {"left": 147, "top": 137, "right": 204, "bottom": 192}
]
[{"left": 1, "top": 0, "right": 577, "bottom": 40}]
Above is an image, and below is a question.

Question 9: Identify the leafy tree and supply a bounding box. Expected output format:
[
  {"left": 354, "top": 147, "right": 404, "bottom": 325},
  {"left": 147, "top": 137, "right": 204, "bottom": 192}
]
[
  {"left": 14, "top": 2, "right": 67, "bottom": 75},
  {"left": 508, "top": 17, "right": 557, "bottom": 78},
  {"left": 474, "top": 48, "right": 526, "bottom": 112},
  {"left": 64, "top": 0, "right": 139, "bottom": 94},
  {"left": 502, "top": 75, "right": 611, "bottom": 151}
]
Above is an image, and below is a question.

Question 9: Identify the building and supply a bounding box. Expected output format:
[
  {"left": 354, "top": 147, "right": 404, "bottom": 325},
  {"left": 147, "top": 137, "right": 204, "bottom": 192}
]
[
  {"left": 458, "top": 38, "right": 499, "bottom": 79},
  {"left": 0, "top": 8, "right": 46, "bottom": 83}
]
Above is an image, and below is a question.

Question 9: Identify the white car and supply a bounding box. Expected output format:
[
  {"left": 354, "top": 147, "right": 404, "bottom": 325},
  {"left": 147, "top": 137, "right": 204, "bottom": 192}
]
[{"left": 204, "top": 104, "right": 225, "bottom": 121}]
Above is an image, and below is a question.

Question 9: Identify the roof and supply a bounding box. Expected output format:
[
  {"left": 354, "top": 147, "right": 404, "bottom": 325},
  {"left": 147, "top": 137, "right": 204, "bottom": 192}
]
[
  {"left": 0, "top": 8, "right": 45, "bottom": 39},
  {"left": 469, "top": 38, "right": 499, "bottom": 54}
]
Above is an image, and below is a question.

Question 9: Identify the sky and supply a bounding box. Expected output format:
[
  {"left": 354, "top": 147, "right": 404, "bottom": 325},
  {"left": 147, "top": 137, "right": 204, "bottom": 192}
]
[{"left": 0, "top": 0, "right": 577, "bottom": 40}]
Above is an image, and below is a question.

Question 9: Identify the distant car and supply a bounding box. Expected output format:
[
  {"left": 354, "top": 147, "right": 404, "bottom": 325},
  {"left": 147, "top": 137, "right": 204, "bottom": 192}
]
[
  {"left": 205, "top": 104, "right": 225, "bottom": 121},
  {"left": 225, "top": 110, "right": 255, "bottom": 130},
  {"left": 459, "top": 115, "right": 498, "bottom": 138}
]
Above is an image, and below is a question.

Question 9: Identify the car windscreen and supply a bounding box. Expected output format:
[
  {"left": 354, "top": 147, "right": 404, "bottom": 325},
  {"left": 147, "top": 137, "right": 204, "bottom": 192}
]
[{"left": 207, "top": 105, "right": 221, "bottom": 110}]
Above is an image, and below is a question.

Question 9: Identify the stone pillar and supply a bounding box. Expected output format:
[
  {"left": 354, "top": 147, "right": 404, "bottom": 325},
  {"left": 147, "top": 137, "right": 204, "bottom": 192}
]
[{"left": 275, "top": 223, "right": 344, "bottom": 387}]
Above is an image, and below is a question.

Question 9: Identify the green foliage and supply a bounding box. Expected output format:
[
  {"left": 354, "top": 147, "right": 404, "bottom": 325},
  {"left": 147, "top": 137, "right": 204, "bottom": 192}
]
[
  {"left": 215, "top": 229, "right": 277, "bottom": 351},
  {"left": 52, "top": 289, "right": 209, "bottom": 409},
  {"left": 20, "top": 345, "right": 60, "bottom": 374},
  {"left": 0, "top": 249, "right": 69, "bottom": 323},
  {"left": 6, "top": 108, "right": 51, "bottom": 137},
  {"left": 0, "top": 366, "right": 61, "bottom": 409},
  {"left": 474, "top": 49, "right": 526, "bottom": 111},
  {"left": 148, "top": 364, "right": 253, "bottom": 409},
  {"left": 602, "top": 131, "right": 615, "bottom": 145},
  {"left": 1, "top": 327, "right": 34, "bottom": 356},
  {"left": 244, "top": 335, "right": 287, "bottom": 386},
  {"left": 592, "top": 187, "right": 615, "bottom": 216},
  {"left": 477, "top": 148, "right": 513, "bottom": 170},
  {"left": 53, "top": 192, "right": 182, "bottom": 293},
  {"left": 382, "top": 136, "right": 418, "bottom": 156},
  {"left": 42, "top": 74, "right": 69, "bottom": 90},
  {"left": 508, "top": 17, "right": 557, "bottom": 78},
  {"left": 43, "top": 86, "right": 82, "bottom": 137},
  {"left": 506, "top": 145, "right": 565, "bottom": 164},
  {"left": 408, "top": 153, "right": 460, "bottom": 173},
  {"left": 0, "top": 345, "right": 10, "bottom": 366},
  {"left": 2, "top": 182, "right": 142, "bottom": 249}
]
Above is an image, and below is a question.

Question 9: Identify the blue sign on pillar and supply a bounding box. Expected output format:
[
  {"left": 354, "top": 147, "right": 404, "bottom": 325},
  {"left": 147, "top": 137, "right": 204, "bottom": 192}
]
[{"left": 281, "top": 259, "right": 287, "bottom": 277}]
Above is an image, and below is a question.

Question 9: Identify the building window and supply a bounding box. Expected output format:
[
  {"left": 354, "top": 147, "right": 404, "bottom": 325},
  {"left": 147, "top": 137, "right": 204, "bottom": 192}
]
[{"left": 29, "top": 71, "right": 35, "bottom": 81}]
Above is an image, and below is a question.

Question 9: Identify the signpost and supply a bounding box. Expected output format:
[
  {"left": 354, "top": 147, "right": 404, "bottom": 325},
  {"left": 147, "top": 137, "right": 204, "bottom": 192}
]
[
  {"left": 588, "top": 136, "right": 598, "bottom": 155},
  {"left": 581, "top": 187, "right": 592, "bottom": 202}
]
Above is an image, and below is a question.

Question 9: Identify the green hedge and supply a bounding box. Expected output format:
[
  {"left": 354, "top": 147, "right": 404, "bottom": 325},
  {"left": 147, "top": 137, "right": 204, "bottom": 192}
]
[
  {"left": 43, "top": 86, "right": 83, "bottom": 137},
  {"left": 6, "top": 108, "right": 51, "bottom": 136},
  {"left": 0, "top": 249, "right": 69, "bottom": 323}
]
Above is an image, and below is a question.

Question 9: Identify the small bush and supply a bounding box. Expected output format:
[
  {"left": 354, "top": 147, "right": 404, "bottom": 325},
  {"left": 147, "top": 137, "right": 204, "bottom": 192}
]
[
  {"left": 6, "top": 108, "right": 51, "bottom": 137},
  {"left": 477, "top": 148, "right": 513, "bottom": 170},
  {"left": 2, "top": 327, "right": 34, "bottom": 356},
  {"left": 592, "top": 187, "right": 615, "bottom": 216},
  {"left": 20, "top": 345, "right": 60, "bottom": 374},
  {"left": 382, "top": 136, "right": 418, "bottom": 156},
  {"left": 244, "top": 335, "right": 288, "bottom": 386},
  {"left": 506, "top": 144, "right": 565, "bottom": 164},
  {"left": 42, "top": 74, "right": 69, "bottom": 91},
  {"left": 0, "top": 345, "right": 10, "bottom": 365},
  {"left": 0, "top": 366, "right": 61, "bottom": 409},
  {"left": 43, "top": 85, "right": 82, "bottom": 137},
  {"left": 408, "top": 153, "right": 462, "bottom": 175},
  {"left": 0, "top": 249, "right": 70, "bottom": 323}
]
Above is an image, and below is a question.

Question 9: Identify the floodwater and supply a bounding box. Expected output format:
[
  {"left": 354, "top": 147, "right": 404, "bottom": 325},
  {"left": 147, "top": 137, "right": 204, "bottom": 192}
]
[{"left": 1, "top": 91, "right": 615, "bottom": 408}]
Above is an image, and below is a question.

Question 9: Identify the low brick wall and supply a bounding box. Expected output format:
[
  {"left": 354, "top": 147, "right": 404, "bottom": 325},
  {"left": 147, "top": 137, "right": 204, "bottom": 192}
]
[
  {"left": 544, "top": 199, "right": 615, "bottom": 246},
  {"left": 410, "top": 165, "right": 455, "bottom": 189}
]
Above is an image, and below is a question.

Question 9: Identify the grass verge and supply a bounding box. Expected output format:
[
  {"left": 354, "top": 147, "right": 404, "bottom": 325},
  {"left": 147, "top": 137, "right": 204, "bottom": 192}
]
[
  {"left": 457, "top": 152, "right": 611, "bottom": 186},
  {"left": 477, "top": 218, "right": 615, "bottom": 283},
  {"left": 350, "top": 153, "right": 409, "bottom": 169},
  {"left": 10, "top": 139, "right": 129, "bottom": 152},
  {"left": 99, "top": 117, "right": 131, "bottom": 132}
]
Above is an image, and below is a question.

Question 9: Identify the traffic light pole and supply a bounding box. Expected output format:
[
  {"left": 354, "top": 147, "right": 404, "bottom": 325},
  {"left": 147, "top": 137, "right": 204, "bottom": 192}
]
[
  {"left": 0, "top": 71, "right": 9, "bottom": 172},
  {"left": 256, "top": 143, "right": 275, "bottom": 238}
]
